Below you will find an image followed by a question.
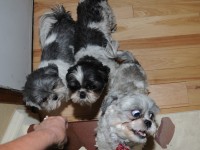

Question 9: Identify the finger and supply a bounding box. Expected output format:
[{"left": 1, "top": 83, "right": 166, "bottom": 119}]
[{"left": 55, "top": 116, "right": 68, "bottom": 129}]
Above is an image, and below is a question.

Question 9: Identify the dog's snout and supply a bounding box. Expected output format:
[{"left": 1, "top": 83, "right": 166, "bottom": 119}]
[
  {"left": 52, "top": 95, "right": 58, "bottom": 101},
  {"left": 144, "top": 119, "right": 152, "bottom": 128},
  {"left": 80, "top": 91, "right": 86, "bottom": 99}
]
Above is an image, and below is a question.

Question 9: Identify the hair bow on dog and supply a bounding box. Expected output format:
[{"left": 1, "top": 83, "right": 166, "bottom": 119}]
[{"left": 116, "top": 143, "right": 130, "bottom": 150}]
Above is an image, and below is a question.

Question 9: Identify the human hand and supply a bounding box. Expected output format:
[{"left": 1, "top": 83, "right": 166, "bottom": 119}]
[{"left": 33, "top": 116, "right": 68, "bottom": 145}]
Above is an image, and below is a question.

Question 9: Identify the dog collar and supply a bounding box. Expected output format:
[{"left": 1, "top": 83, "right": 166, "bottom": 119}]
[{"left": 116, "top": 143, "right": 130, "bottom": 150}]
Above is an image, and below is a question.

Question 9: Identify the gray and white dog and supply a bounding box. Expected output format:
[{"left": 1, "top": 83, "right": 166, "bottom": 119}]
[
  {"left": 96, "top": 52, "right": 159, "bottom": 150},
  {"left": 23, "top": 6, "right": 75, "bottom": 111},
  {"left": 66, "top": 0, "right": 120, "bottom": 105}
]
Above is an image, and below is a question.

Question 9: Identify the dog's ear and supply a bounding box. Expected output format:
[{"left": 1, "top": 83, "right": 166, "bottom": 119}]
[
  {"left": 76, "top": 56, "right": 110, "bottom": 82},
  {"left": 98, "top": 65, "right": 110, "bottom": 83},
  {"left": 152, "top": 103, "right": 160, "bottom": 115},
  {"left": 25, "top": 99, "right": 41, "bottom": 110},
  {"left": 101, "top": 95, "right": 118, "bottom": 116},
  {"left": 84, "top": 56, "right": 110, "bottom": 83},
  {"left": 77, "top": 55, "right": 97, "bottom": 65},
  {"left": 44, "top": 64, "right": 59, "bottom": 76},
  {"left": 66, "top": 65, "right": 77, "bottom": 80}
]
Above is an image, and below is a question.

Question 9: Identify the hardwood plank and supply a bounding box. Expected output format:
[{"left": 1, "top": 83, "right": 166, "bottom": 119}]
[
  {"left": 147, "top": 66, "right": 200, "bottom": 85},
  {"left": 159, "top": 105, "right": 200, "bottom": 114},
  {"left": 131, "top": 45, "right": 200, "bottom": 70},
  {"left": 109, "top": 0, "right": 200, "bottom": 6},
  {"left": 186, "top": 81, "right": 200, "bottom": 105},
  {"left": 113, "top": 13, "right": 200, "bottom": 40},
  {"left": 119, "top": 34, "right": 200, "bottom": 50},
  {"left": 33, "top": 50, "right": 41, "bottom": 70},
  {"left": 149, "top": 82, "right": 189, "bottom": 108},
  {"left": 33, "top": 50, "right": 41, "bottom": 58},
  {"left": 133, "top": 2, "right": 200, "bottom": 17},
  {"left": 33, "top": 63, "right": 39, "bottom": 71},
  {"left": 113, "top": 5, "right": 134, "bottom": 19}
]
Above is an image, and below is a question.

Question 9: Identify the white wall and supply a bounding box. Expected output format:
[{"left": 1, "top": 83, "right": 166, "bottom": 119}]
[{"left": 0, "top": 0, "right": 33, "bottom": 90}]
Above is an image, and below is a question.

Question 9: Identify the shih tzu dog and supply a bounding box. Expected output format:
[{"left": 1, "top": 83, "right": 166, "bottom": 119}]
[
  {"left": 23, "top": 5, "right": 75, "bottom": 111},
  {"left": 96, "top": 52, "right": 159, "bottom": 150},
  {"left": 66, "top": 0, "right": 119, "bottom": 105}
]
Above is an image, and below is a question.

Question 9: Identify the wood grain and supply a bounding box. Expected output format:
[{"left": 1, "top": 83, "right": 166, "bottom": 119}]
[
  {"left": 146, "top": 66, "right": 200, "bottom": 84},
  {"left": 186, "top": 81, "right": 200, "bottom": 105},
  {"left": 33, "top": 0, "right": 200, "bottom": 121},
  {"left": 149, "top": 83, "right": 189, "bottom": 108},
  {"left": 113, "top": 13, "right": 200, "bottom": 40}
]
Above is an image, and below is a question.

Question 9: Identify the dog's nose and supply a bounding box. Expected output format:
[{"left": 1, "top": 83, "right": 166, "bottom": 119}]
[
  {"left": 144, "top": 119, "right": 152, "bottom": 128},
  {"left": 80, "top": 91, "right": 86, "bottom": 99},
  {"left": 52, "top": 95, "right": 58, "bottom": 101}
]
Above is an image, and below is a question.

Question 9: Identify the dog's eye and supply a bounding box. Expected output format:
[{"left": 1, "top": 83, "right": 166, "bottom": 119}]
[
  {"left": 131, "top": 110, "right": 141, "bottom": 118},
  {"left": 88, "top": 84, "right": 96, "bottom": 90},
  {"left": 68, "top": 82, "right": 80, "bottom": 90},
  {"left": 149, "top": 113, "right": 154, "bottom": 120},
  {"left": 85, "top": 83, "right": 96, "bottom": 90},
  {"left": 52, "top": 84, "right": 57, "bottom": 90},
  {"left": 41, "top": 97, "right": 48, "bottom": 103}
]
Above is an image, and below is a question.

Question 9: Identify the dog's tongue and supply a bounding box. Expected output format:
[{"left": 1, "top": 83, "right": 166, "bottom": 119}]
[
  {"left": 116, "top": 143, "right": 130, "bottom": 150},
  {"left": 155, "top": 117, "right": 175, "bottom": 149}
]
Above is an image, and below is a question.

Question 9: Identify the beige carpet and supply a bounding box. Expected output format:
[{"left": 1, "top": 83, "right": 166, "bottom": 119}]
[
  {"left": 146, "top": 110, "right": 200, "bottom": 150},
  {"left": 0, "top": 104, "right": 20, "bottom": 142},
  {"left": 0, "top": 108, "right": 39, "bottom": 144}
]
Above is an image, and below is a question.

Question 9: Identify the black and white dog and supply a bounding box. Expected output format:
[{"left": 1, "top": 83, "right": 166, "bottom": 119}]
[
  {"left": 23, "top": 6, "right": 75, "bottom": 111},
  {"left": 66, "top": 0, "right": 120, "bottom": 105}
]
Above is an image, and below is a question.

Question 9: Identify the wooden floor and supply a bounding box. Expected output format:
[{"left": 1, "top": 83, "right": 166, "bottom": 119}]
[{"left": 33, "top": 0, "right": 200, "bottom": 121}]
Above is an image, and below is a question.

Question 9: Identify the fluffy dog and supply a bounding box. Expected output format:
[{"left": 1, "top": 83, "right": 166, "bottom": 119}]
[
  {"left": 23, "top": 6, "right": 75, "bottom": 111},
  {"left": 96, "top": 52, "right": 159, "bottom": 150},
  {"left": 66, "top": 0, "right": 119, "bottom": 105}
]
